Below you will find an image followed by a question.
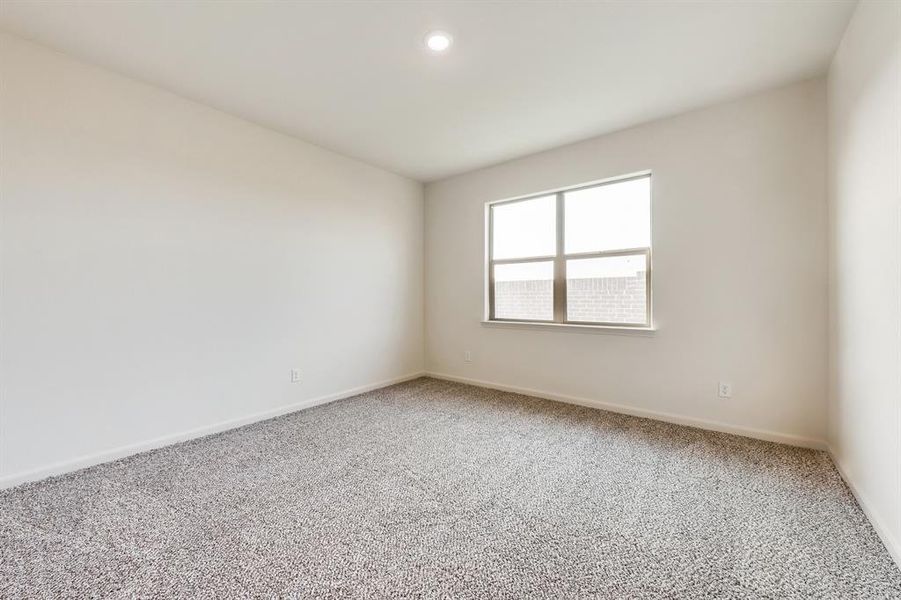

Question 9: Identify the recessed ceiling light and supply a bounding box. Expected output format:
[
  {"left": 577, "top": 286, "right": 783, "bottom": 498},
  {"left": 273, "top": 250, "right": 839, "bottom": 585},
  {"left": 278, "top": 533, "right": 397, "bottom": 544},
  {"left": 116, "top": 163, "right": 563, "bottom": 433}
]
[{"left": 425, "top": 31, "right": 453, "bottom": 53}]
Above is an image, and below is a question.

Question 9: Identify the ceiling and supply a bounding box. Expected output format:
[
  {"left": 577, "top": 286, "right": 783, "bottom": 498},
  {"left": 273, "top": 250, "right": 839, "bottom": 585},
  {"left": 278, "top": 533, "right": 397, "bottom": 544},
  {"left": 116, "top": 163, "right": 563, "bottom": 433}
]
[{"left": 0, "top": 1, "right": 856, "bottom": 182}]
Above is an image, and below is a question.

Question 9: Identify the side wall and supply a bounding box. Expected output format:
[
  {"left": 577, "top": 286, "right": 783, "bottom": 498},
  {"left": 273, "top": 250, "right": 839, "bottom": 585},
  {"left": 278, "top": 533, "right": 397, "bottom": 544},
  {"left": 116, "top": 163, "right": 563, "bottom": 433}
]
[
  {"left": 425, "top": 79, "right": 828, "bottom": 446},
  {"left": 0, "top": 34, "right": 425, "bottom": 484},
  {"left": 827, "top": 0, "right": 901, "bottom": 565}
]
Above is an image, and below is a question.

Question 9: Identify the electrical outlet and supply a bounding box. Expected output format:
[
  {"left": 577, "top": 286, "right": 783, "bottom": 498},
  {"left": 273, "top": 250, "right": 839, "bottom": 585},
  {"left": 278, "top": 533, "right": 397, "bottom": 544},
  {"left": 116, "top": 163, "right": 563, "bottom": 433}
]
[
  {"left": 718, "top": 381, "right": 733, "bottom": 399},
  {"left": 464, "top": 350, "right": 473, "bottom": 363},
  {"left": 291, "top": 369, "right": 301, "bottom": 383}
]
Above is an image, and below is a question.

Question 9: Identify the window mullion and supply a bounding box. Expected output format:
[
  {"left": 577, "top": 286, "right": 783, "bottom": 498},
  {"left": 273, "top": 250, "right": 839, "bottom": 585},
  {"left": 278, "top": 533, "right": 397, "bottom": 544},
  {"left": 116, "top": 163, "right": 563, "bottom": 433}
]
[{"left": 553, "top": 192, "right": 566, "bottom": 323}]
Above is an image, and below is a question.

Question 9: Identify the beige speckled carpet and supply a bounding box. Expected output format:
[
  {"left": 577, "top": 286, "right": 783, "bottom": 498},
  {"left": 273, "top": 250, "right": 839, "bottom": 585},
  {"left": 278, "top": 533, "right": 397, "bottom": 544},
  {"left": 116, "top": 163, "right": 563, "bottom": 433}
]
[{"left": 1, "top": 377, "right": 899, "bottom": 598}]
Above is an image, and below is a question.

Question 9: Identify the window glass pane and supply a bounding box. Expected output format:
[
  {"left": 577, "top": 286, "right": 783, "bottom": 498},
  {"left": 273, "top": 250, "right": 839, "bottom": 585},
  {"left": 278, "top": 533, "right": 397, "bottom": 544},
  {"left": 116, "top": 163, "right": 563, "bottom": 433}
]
[
  {"left": 564, "top": 177, "right": 650, "bottom": 254},
  {"left": 494, "top": 261, "right": 553, "bottom": 321},
  {"left": 566, "top": 254, "right": 647, "bottom": 324},
  {"left": 492, "top": 195, "right": 556, "bottom": 260}
]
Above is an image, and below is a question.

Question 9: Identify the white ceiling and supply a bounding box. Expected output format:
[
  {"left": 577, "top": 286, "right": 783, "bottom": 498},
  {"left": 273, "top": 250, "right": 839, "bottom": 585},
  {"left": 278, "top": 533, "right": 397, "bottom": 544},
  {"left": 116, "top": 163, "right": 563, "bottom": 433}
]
[{"left": 0, "top": 1, "right": 856, "bottom": 182}]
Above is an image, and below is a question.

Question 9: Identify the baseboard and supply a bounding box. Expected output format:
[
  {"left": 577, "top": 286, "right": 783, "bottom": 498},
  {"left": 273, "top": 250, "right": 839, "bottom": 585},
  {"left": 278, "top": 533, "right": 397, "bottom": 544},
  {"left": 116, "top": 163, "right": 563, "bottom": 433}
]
[
  {"left": 0, "top": 371, "right": 425, "bottom": 490},
  {"left": 827, "top": 445, "right": 901, "bottom": 569},
  {"left": 426, "top": 371, "right": 826, "bottom": 450}
]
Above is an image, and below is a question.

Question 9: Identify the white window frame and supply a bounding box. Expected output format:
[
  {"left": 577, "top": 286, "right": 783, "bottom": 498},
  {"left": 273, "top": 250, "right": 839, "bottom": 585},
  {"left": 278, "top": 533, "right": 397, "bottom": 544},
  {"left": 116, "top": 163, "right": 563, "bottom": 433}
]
[{"left": 486, "top": 172, "right": 652, "bottom": 329}]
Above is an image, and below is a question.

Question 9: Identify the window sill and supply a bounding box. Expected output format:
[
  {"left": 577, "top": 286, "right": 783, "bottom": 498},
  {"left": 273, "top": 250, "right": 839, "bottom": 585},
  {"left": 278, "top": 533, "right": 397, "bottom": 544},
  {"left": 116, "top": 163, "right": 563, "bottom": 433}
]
[{"left": 480, "top": 320, "right": 657, "bottom": 336}]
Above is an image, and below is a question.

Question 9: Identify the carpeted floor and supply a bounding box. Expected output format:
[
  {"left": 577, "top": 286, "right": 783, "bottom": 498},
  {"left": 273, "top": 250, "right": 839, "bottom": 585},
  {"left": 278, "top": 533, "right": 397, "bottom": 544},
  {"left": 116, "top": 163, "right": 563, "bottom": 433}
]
[{"left": 1, "top": 378, "right": 899, "bottom": 599}]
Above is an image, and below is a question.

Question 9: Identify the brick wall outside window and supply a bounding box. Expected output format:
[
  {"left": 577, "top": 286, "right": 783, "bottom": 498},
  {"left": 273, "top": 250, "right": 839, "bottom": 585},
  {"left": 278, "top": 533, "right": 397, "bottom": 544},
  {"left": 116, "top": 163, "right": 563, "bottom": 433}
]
[{"left": 494, "top": 271, "right": 646, "bottom": 323}]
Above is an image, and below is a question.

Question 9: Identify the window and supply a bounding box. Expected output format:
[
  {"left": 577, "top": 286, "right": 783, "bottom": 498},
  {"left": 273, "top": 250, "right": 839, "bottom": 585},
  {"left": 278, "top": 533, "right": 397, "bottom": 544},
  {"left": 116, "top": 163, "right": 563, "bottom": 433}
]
[{"left": 487, "top": 173, "right": 651, "bottom": 328}]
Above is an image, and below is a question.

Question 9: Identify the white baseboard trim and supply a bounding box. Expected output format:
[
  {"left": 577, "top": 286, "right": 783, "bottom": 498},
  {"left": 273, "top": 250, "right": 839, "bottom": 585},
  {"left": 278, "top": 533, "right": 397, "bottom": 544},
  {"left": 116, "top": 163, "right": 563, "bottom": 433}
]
[
  {"left": 827, "top": 446, "right": 901, "bottom": 569},
  {"left": 426, "top": 371, "right": 826, "bottom": 450},
  {"left": 0, "top": 371, "right": 426, "bottom": 490}
]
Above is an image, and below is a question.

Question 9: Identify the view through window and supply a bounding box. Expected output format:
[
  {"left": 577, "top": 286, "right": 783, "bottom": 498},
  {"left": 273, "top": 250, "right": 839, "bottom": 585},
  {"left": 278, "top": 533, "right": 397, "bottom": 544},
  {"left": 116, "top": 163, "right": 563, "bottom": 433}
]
[{"left": 488, "top": 174, "right": 651, "bottom": 327}]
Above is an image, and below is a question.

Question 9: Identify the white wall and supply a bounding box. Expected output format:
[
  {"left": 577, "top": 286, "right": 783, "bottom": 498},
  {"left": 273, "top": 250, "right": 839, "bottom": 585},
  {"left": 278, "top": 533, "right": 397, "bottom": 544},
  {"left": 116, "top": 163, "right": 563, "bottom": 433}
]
[
  {"left": 827, "top": 0, "right": 901, "bottom": 565},
  {"left": 425, "top": 79, "right": 828, "bottom": 447},
  {"left": 0, "top": 34, "right": 424, "bottom": 484}
]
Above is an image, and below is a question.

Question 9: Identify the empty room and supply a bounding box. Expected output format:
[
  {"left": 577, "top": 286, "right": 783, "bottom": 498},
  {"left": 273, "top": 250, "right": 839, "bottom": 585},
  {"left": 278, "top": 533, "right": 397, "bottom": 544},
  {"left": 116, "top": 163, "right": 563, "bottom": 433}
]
[{"left": 0, "top": 0, "right": 899, "bottom": 597}]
